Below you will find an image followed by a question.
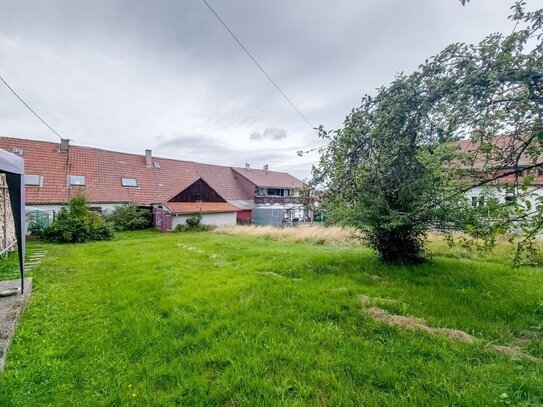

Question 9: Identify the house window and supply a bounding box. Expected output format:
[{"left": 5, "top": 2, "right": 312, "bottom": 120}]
[
  {"left": 267, "top": 188, "right": 283, "bottom": 196},
  {"left": 471, "top": 196, "right": 478, "bottom": 207},
  {"left": 68, "top": 175, "right": 85, "bottom": 186},
  {"left": 514, "top": 168, "right": 524, "bottom": 177},
  {"left": 121, "top": 178, "right": 138, "bottom": 187},
  {"left": 538, "top": 167, "right": 543, "bottom": 177},
  {"left": 25, "top": 174, "right": 42, "bottom": 186}
]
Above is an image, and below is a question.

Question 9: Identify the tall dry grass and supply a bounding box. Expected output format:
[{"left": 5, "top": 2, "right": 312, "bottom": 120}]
[
  {"left": 427, "top": 232, "right": 543, "bottom": 266},
  {"left": 213, "top": 225, "right": 362, "bottom": 245},
  {"left": 215, "top": 226, "right": 543, "bottom": 265}
]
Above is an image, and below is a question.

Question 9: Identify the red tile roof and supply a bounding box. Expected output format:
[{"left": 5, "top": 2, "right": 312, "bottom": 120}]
[
  {"left": 164, "top": 202, "right": 238, "bottom": 214},
  {"left": 195, "top": 163, "right": 253, "bottom": 200},
  {"left": 232, "top": 167, "right": 304, "bottom": 188},
  {"left": 0, "top": 137, "right": 302, "bottom": 206},
  {"left": 457, "top": 136, "right": 543, "bottom": 168}
]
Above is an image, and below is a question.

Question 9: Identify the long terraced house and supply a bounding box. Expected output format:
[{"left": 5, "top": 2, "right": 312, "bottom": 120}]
[{"left": 0, "top": 137, "right": 304, "bottom": 230}]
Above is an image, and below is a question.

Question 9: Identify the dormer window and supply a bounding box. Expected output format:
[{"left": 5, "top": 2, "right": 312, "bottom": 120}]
[
  {"left": 25, "top": 174, "right": 42, "bottom": 186},
  {"left": 121, "top": 178, "right": 138, "bottom": 187},
  {"left": 68, "top": 175, "right": 85, "bottom": 186}
]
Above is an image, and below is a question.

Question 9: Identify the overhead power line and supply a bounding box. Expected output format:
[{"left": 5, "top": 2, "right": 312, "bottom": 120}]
[
  {"left": 200, "top": 0, "right": 315, "bottom": 131},
  {"left": 0, "top": 74, "right": 64, "bottom": 140},
  {"left": 297, "top": 143, "right": 330, "bottom": 156}
]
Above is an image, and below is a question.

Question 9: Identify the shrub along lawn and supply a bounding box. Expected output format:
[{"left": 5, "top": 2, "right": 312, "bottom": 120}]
[{"left": 1, "top": 230, "right": 542, "bottom": 406}]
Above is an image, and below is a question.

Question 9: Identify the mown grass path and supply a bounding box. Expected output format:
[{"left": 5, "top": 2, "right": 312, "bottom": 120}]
[{"left": 1, "top": 230, "right": 542, "bottom": 406}]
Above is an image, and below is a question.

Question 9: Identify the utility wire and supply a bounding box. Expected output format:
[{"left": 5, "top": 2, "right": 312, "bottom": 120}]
[
  {"left": 0, "top": 74, "right": 64, "bottom": 140},
  {"left": 297, "top": 143, "right": 330, "bottom": 156},
  {"left": 200, "top": 0, "right": 315, "bottom": 131}
]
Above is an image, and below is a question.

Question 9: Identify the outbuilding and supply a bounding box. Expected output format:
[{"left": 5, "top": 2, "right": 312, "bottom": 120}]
[{"left": 164, "top": 202, "right": 238, "bottom": 229}]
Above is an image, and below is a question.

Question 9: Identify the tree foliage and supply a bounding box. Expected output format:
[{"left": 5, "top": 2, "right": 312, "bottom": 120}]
[
  {"left": 106, "top": 204, "right": 151, "bottom": 231},
  {"left": 313, "top": 1, "right": 543, "bottom": 264},
  {"left": 313, "top": 75, "right": 463, "bottom": 263}
]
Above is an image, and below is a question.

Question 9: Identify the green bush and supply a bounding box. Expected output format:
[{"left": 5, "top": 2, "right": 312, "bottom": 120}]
[
  {"left": 106, "top": 204, "right": 151, "bottom": 231},
  {"left": 174, "top": 213, "right": 215, "bottom": 232},
  {"left": 186, "top": 213, "right": 202, "bottom": 229},
  {"left": 174, "top": 224, "right": 215, "bottom": 232},
  {"left": 37, "top": 197, "right": 114, "bottom": 243},
  {"left": 28, "top": 221, "right": 46, "bottom": 237}
]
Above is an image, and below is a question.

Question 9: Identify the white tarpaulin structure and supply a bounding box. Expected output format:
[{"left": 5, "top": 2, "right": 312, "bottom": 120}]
[{"left": 0, "top": 149, "right": 25, "bottom": 294}]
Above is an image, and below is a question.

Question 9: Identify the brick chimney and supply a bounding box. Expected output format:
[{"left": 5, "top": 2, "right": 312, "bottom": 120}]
[
  {"left": 59, "top": 138, "right": 70, "bottom": 153},
  {"left": 145, "top": 149, "right": 153, "bottom": 168}
]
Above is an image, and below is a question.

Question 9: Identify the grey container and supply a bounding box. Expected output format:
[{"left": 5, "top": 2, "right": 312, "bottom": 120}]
[{"left": 252, "top": 206, "right": 285, "bottom": 227}]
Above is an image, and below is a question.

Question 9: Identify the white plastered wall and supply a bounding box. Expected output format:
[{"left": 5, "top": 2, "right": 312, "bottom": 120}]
[{"left": 171, "top": 212, "right": 236, "bottom": 228}]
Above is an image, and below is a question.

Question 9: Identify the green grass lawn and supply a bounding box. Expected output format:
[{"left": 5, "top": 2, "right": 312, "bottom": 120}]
[{"left": 1, "top": 230, "right": 543, "bottom": 406}]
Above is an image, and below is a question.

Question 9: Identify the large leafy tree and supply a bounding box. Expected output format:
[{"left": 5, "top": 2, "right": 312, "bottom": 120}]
[
  {"left": 313, "top": 74, "right": 464, "bottom": 263},
  {"left": 313, "top": 1, "right": 543, "bottom": 264},
  {"left": 428, "top": 1, "right": 543, "bottom": 261}
]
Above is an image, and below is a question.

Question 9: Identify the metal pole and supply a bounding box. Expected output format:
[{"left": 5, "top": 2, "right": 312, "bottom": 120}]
[{"left": 2, "top": 187, "right": 6, "bottom": 258}]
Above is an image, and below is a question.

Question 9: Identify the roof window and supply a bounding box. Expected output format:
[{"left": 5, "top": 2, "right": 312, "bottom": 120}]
[
  {"left": 25, "top": 174, "right": 42, "bottom": 186},
  {"left": 68, "top": 175, "right": 86, "bottom": 186},
  {"left": 121, "top": 178, "right": 138, "bottom": 187}
]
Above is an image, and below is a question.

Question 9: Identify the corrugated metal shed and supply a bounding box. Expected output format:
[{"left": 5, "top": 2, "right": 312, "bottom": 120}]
[{"left": 252, "top": 205, "right": 285, "bottom": 227}]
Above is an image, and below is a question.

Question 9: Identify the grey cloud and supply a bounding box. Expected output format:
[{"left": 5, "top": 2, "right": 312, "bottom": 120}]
[
  {"left": 157, "top": 134, "right": 214, "bottom": 150},
  {"left": 153, "top": 133, "right": 309, "bottom": 178},
  {"left": 0, "top": 0, "right": 524, "bottom": 182},
  {"left": 264, "top": 127, "right": 287, "bottom": 140},
  {"left": 250, "top": 127, "right": 288, "bottom": 141}
]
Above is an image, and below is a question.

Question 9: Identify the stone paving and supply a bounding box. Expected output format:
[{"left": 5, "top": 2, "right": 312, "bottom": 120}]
[
  {"left": 0, "top": 278, "right": 32, "bottom": 371},
  {"left": 0, "top": 247, "right": 47, "bottom": 370}
]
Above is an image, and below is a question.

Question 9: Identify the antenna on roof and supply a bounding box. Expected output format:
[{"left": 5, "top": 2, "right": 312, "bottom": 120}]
[{"left": 263, "top": 164, "right": 269, "bottom": 174}]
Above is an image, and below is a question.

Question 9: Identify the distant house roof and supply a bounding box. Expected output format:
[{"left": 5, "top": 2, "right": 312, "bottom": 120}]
[
  {"left": 195, "top": 163, "right": 254, "bottom": 200},
  {"left": 164, "top": 202, "right": 239, "bottom": 214},
  {"left": 456, "top": 136, "right": 543, "bottom": 168},
  {"left": 232, "top": 167, "right": 304, "bottom": 189},
  {"left": 225, "top": 199, "right": 256, "bottom": 210},
  {"left": 0, "top": 137, "right": 303, "bottom": 207}
]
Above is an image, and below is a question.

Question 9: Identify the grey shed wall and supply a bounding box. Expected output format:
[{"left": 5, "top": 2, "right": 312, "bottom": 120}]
[{"left": 252, "top": 207, "right": 284, "bottom": 227}]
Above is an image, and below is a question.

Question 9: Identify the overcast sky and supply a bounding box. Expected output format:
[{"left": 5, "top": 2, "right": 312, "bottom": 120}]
[{"left": 0, "top": 0, "right": 534, "bottom": 179}]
